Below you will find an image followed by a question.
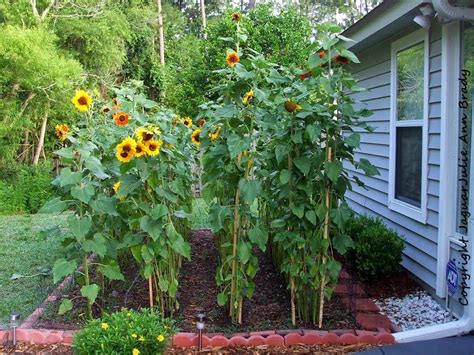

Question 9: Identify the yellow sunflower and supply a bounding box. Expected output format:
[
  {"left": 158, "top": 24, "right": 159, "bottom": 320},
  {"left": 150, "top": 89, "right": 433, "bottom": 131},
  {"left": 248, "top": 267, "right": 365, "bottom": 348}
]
[
  {"left": 191, "top": 129, "right": 201, "bottom": 146},
  {"left": 209, "top": 126, "right": 221, "bottom": 140},
  {"left": 116, "top": 137, "right": 137, "bottom": 163},
  {"left": 132, "top": 349, "right": 140, "bottom": 355},
  {"left": 172, "top": 115, "right": 183, "bottom": 127},
  {"left": 113, "top": 182, "right": 121, "bottom": 193},
  {"left": 71, "top": 90, "right": 92, "bottom": 112},
  {"left": 242, "top": 89, "right": 254, "bottom": 105},
  {"left": 135, "top": 127, "right": 154, "bottom": 142},
  {"left": 226, "top": 52, "right": 240, "bottom": 67},
  {"left": 134, "top": 142, "right": 147, "bottom": 157},
  {"left": 55, "top": 124, "right": 69, "bottom": 141},
  {"left": 182, "top": 116, "right": 193, "bottom": 128},
  {"left": 145, "top": 139, "right": 163, "bottom": 156},
  {"left": 284, "top": 100, "right": 302, "bottom": 113}
]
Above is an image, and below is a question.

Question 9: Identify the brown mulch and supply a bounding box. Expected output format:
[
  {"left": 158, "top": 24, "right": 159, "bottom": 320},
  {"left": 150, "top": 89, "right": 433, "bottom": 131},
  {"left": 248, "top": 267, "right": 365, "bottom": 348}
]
[
  {"left": 0, "top": 343, "right": 73, "bottom": 354},
  {"left": 177, "top": 229, "right": 358, "bottom": 333},
  {"left": 363, "top": 269, "right": 422, "bottom": 300}
]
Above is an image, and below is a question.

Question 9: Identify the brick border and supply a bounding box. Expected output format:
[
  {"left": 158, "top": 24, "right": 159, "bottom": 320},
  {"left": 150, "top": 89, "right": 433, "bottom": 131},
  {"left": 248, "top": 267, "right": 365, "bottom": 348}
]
[{"left": 0, "top": 328, "right": 395, "bottom": 348}]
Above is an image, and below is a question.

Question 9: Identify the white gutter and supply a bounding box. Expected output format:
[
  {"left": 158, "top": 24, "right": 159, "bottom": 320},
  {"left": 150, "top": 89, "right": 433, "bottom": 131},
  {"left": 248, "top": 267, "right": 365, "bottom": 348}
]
[{"left": 433, "top": 0, "right": 474, "bottom": 20}]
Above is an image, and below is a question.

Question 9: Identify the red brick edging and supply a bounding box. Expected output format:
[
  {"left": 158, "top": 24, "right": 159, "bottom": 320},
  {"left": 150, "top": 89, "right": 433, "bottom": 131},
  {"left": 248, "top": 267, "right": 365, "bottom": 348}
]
[{"left": 0, "top": 328, "right": 395, "bottom": 347}]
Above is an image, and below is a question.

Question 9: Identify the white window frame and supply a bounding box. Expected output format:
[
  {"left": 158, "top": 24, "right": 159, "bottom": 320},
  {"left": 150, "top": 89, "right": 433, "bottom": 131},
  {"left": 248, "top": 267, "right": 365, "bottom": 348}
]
[{"left": 388, "top": 29, "right": 429, "bottom": 223}]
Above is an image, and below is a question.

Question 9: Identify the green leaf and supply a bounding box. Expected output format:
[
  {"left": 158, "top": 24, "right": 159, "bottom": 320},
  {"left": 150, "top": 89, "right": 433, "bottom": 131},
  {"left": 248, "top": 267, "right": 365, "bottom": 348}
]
[
  {"left": 279, "top": 169, "right": 290, "bottom": 185},
  {"left": 234, "top": 63, "right": 255, "bottom": 79},
  {"left": 271, "top": 219, "right": 286, "bottom": 228},
  {"left": 84, "top": 156, "right": 109, "bottom": 179},
  {"left": 217, "top": 292, "right": 227, "bottom": 306},
  {"left": 331, "top": 203, "right": 352, "bottom": 229},
  {"left": 71, "top": 184, "right": 95, "bottom": 204},
  {"left": 69, "top": 216, "right": 92, "bottom": 240},
  {"left": 340, "top": 48, "right": 360, "bottom": 63},
  {"left": 39, "top": 198, "right": 68, "bottom": 214},
  {"left": 54, "top": 147, "right": 75, "bottom": 159},
  {"left": 53, "top": 258, "right": 77, "bottom": 284},
  {"left": 227, "top": 134, "right": 244, "bottom": 159},
  {"left": 237, "top": 242, "right": 251, "bottom": 264},
  {"left": 275, "top": 145, "right": 290, "bottom": 164},
  {"left": 140, "top": 215, "right": 162, "bottom": 241},
  {"left": 116, "top": 175, "right": 141, "bottom": 198},
  {"left": 332, "top": 234, "right": 354, "bottom": 254},
  {"left": 358, "top": 158, "right": 379, "bottom": 176},
  {"left": 90, "top": 195, "right": 118, "bottom": 216},
  {"left": 345, "top": 133, "right": 360, "bottom": 148},
  {"left": 99, "top": 261, "right": 124, "bottom": 281},
  {"left": 324, "top": 161, "right": 343, "bottom": 183},
  {"left": 290, "top": 203, "right": 305, "bottom": 219},
  {"left": 306, "top": 124, "right": 321, "bottom": 143},
  {"left": 59, "top": 168, "right": 82, "bottom": 187},
  {"left": 171, "top": 235, "right": 191, "bottom": 259},
  {"left": 80, "top": 284, "right": 100, "bottom": 304},
  {"left": 141, "top": 244, "right": 154, "bottom": 264},
  {"left": 239, "top": 179, "right": 261, "bottom": 204},
  {"left": 305, "top": 210, "right": 317, "bottom": 226},
  {"left": 158, "top": 279, "right": 169, "bottom": 292},
  {"left": 294, "top": 156, "right": 311, "bottom": 176},
  {"left": 291, "top": 130, "right": 303, "bottom": 144},
  {"left": 151, "top": 204, "right": 169, "bottom": 220},
  {"left": 216, "top": 104, "right": 239, "bottom": 118},
  {"left": 58, "top": 299, "right": 73, "bottom": 315},
  {"left": 82, "top": 234, "right": 107, "bottom": 257},
  {"left": 248, "top": 227, "right": 268, "bottom": 252}
]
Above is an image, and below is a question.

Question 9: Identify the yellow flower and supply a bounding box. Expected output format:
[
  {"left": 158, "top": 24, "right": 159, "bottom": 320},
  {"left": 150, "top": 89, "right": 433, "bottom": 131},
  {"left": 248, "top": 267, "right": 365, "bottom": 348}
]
[
  {"left": 135, "top": 127, "right": 154, "bottom": 142},
  {"left": 113, "top": 182, "right": 121, "bottom": 193},
  {"left": 100, "top": 323, "right": 109, "bottom": 330},
  {"left": 127, "top": 313, "right": 132, "bottom": 317},
  {"left": 132, "top": 349, "right": 140, "bottom": 355},
  {"left": 242, "top": 89, "right": 254, "bottom": 105},
  {"left": 139, "top": 336, "right": 145, "bottom": 341},
  {"left": 191, "top": 129, "right": 201, "bottom": 146},
  {"left": 145, "top": 139, "right": 163, "bottom": 156},
  {"left": 134, "top": 142, "right": 147, "bottom": 157},
  {"left": 183, "top": 116, "right": 193, "bottom": 128},
  {"left": 172, "top": 115, "right": 183, "bottom": 127},
  {"left": 209, "top": 126, "right": 221, "bottom": 141},
  {"left": 164, "top": 143, "right": 174, "bottom": 150},
  {"left": 131, "top": 333, "right": 137, "bottom": 339},
  {"left": 72, "top": 90, "right": 92, "bottom": 112},
  {"left": 157, "top": 334, "right": 165, "bottom": 342},
  {"left": 116, "top": 137, "right": 137, "bottom": 163},
  {"left": 226, "top": 51, "right": 240, "bottom": 67},
  {"left": 55, "top": 124, "right": 69, "bottom": 141}
]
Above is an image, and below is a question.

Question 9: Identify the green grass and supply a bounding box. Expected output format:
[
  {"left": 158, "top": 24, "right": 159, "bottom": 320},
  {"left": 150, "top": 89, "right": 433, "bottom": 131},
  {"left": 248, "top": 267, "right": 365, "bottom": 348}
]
[
  {"left": 0, "top": 214, "right": 68, "bottom": 329},
  {"left": 191, "top": 198, "right": 210, "bottom": 229}
]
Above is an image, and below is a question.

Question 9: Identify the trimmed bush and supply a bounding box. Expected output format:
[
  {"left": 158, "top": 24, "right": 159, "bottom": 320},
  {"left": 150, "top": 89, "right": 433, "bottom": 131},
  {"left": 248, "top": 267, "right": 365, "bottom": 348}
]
[
  {"left": 347, "top": 215, "right": 405, "bottom": 281},
  {"left": 73, "top": 308, "right": 176, "bottom": 355}
]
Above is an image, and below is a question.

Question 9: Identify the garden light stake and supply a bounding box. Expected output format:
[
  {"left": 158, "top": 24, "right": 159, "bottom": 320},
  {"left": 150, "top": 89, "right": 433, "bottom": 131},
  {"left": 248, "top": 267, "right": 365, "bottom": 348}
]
[{"left": 10, "top": 312, "right": 19, "bottom": 346}]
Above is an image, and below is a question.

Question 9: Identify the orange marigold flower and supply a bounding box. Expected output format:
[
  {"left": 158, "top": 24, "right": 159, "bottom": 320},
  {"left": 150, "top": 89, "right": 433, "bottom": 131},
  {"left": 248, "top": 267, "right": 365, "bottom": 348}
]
[
  {"left": 231, "top": 12, "right": 241, "bottom": 21},
  {"left": 226, "top": 52, "right": 240, "bottom": 67},
  {"left": 114, "top": 112, "right": 130, "bottom": 126}
]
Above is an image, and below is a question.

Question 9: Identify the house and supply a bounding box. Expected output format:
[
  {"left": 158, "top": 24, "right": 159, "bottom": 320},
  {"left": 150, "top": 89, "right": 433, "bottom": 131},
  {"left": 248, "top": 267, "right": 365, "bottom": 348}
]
[{"left": 342, "top": 0, "right": 474, "bottom": 341}]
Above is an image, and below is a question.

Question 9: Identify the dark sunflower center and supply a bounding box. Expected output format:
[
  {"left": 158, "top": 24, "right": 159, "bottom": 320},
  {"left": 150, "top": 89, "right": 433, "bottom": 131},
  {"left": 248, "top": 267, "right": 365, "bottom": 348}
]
[
  {"left": 103, "top": 107, "right": 110, "bottom": 113},
  {"left": 143, "top": 132, "right": 153, "bottom": 141},
  {"left": 78, "top": 96, "right": 88, "bottom": 105},
  {"left": 123, "top": 144, "right": 131, "bottom": 152},
  {"left": 121, "top": 152, "right": 128, "bottom": 158},
  {"left": 149, "top": 144, "right": 157, "bottom": 151},
  {"left": 136, "top": 146, "right": 143, "bottom": 153},
  {"left": 119, "top": 115, "right": 126, "bottom": 121}
]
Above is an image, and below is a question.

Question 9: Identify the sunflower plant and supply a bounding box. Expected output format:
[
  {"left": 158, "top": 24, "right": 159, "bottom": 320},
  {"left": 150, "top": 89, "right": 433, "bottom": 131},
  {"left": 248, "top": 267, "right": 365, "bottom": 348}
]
[{"left": 41, "top": 84, "right": 195, "bottom": 319}]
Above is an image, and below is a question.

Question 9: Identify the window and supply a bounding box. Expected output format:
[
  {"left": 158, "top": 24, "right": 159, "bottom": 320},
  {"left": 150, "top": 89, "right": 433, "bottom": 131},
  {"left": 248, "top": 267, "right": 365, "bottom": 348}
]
[{"left": 389, "top": 30, "right": 428, "bottom": 222}]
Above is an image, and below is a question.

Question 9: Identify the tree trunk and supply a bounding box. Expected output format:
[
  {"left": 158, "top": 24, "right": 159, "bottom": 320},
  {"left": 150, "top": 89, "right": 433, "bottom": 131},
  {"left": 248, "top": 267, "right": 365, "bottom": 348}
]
[
  {"left": 156, "top": 0, "right": 165, "bottom": 65},
  {"left": 32, "top": 112, "right": 48, "bottom": 165},
  {"left": 18, "top": 130, "right": 30, "bottom": 163},
  {"left": 200, "top": 0, "right": 207, "bottom": 39}
]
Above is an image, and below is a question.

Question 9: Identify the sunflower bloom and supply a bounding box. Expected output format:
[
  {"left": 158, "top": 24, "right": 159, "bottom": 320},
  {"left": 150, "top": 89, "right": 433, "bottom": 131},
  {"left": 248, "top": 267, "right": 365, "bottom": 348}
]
[
  {"left": 100, "top": 106, "right": 110, "bottom": 114},
  {"left": 132, "top": 349, "right": 140, "bottom": 355},
  {"left": 198, "top": 118, "right": 206, "bottom": 127},
  {"left": 242, "top": 89, "right": 254, "bottom": 105},
  {"left": 172, "top": 115, "right": 183, "bottom": 127},
  {"left": 145, "top": 139, "right": 162, "bottom": 156},
  {"left": 72, "top": 90, "right": 92, "bottom": 112},
  {"left": 114, "top": 112, "right": 130, "bottom": 126},
  {"left": 333, "top": 54, "right": 350, "bottom": 65},
  {"left": 231, "top": 12, "right": 241, "bottom": 21},
  {"left": 299, "top": 70, "right": 312, "bottom": 80},
  {"left": 226, "top": 52, "right": 240, "bottom": 67},
  {"left": 135, "top": 127, "right": 154, "bottom": 142},
  {"left": 116, "top": 137, "right": 137, "bottom": 163},
  {"left": 100, "top": 323, "right": 109, "bottom": 330},
  {"left": 209, "top": 126, "right": 221, "bottom": 141},
  {"left": 164, "top": 143, "right": 174, "bottom": 149},
  {"left": 182, "top": 117, "right": 193, "bottom": 128},
  {"left": 284, "top": 100, "right": 302, "bottom": 113},
  {"left": 55, "top": 124, "right": 69, "bottom": 141},
  {"left": 134, "top": 142, "right": 147, "bottom": 157},
  {"left": 113, "top": 182, "right": 121, "bottom": 193},
  {"left": 157, "top": 334, "right": 165, "bottom": 342},
  {"left": 191, "top": 129, "right": 201, "bottom": 146}
]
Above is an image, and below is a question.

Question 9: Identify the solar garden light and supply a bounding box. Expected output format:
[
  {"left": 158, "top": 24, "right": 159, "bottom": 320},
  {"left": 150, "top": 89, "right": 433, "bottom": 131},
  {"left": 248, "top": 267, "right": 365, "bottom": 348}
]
[
  {"left": 196, "top": 313, "right": 206, "bottom": 351},
  {"left": 10, "top": 312, "right": 20, "bottom": 346}
]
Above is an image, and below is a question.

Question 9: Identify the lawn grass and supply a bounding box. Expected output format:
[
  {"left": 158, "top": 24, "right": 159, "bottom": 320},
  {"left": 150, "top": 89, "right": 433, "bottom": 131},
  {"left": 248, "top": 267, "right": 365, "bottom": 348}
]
[
  {"left": 191, "top": 198, "right": 210, "bottom": 229},
  {"left": 0, "top": 214, "right": 68, "bottom": 329}
]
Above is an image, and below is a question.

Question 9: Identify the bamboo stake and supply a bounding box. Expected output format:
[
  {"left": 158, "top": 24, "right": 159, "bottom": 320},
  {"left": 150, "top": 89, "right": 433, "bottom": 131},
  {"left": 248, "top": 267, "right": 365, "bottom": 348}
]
[
  {"left": 290, "top": 274, "right": 296, "bottom": 325},
  {"left": 318, "top": 146, "right": 332, "bottom": 328},
  {"left": 148, "top": 275, "right": 154, "bottom": 311}
]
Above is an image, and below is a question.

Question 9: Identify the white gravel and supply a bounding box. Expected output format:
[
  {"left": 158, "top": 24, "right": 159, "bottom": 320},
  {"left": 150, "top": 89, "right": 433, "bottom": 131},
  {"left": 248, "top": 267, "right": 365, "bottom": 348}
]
[{"left": 374, "top": 290, "right": 455, "bottom": 331}]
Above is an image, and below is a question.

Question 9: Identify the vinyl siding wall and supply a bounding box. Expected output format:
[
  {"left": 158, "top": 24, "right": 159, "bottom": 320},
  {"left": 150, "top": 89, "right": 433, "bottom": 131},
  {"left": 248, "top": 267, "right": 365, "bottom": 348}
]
[{"left": 346, "top": 23, "right": 442, "bottom": 290}]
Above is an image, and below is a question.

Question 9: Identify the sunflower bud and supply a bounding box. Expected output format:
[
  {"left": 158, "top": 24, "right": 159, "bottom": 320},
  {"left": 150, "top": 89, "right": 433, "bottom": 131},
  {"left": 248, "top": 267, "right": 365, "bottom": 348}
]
[{"left": 284, "top": 100, "right": 302, "bottom": 113}]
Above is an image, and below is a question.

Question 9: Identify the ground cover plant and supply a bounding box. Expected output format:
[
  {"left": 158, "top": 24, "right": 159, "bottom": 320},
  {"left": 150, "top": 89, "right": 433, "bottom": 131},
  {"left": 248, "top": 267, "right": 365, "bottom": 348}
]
[{"left": 0, "top": 213, "right": 68, "bottom": 328}]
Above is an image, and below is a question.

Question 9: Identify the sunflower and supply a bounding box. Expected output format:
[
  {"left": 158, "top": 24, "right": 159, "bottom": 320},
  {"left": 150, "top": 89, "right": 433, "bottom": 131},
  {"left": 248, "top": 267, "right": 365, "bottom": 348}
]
[
  {"left": 284, "top": 100, "right": 302, "bottom": 113},
  {"left": 226, "top": 52, "right": 240, "bottom": 67},
  {"left": 134, "top": 142, "right": 147, "bottom": 157},
  {"left": 114, "top": 112, "right": 130, "bottom": 126},
  {"left": 231, "top": 12, "right": 241, "bottom": 21},
  {"left": 100, "top": 106, "right": 110, "bottom": 114},
  {"left": 55, "top": 124, "right": 69, "bottom": 141},
  {"left": 242, "top": 89, "right": 254, "bottom": 105},
  {"left": 299, "top": 70, "right": 312, "bottom": 80},
  {"left": 116, "top": 137, "right": 137, "bottom": 163},
  {"left": 72, "top": 90, "right": 92, "bottom": 112},
  {"left": 145, "top": 139, "right": 162, "bottom": 156},
  {"left": 191, "top": 129, "right": 201, "bottom": 146},
  {"left": 333, "top": 55, "right": 350, "bottom": 65},
  {"left": 198, "top": 118, "right": 206, "bottom": 127},
  {"left": 182, "top": 116, "right": 193, "bottom": 128},
  {"left": 209, "top": 126, "right": 221, "bottom": 140},
  {"left": 113, "top": 182, "right": 121, "bottom": 193},
  {"left": 164, "top": 143, "right": 174, "bottom": 149},
  {"left": 172, "top": 115, "right": 183, "bottom": 127},
  {"left": 135, "top": 127, "right": 154, "bottom": 142}
]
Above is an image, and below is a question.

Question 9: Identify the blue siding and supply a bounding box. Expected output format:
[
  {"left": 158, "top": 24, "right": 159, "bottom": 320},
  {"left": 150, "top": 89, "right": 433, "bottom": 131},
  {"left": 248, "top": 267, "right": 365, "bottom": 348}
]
[{"left": 346, "top": 24, "right": 442, "bottom": 289}]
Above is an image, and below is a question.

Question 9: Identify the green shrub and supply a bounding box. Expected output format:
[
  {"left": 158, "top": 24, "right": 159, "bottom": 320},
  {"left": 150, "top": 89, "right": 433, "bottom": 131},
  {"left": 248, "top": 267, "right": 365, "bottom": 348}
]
[
  {"left": 347, "top": 215, "right": 405, "bottom": 281},
  {"left": 73, "top": 308, "right": 176, "bottom": 355}
]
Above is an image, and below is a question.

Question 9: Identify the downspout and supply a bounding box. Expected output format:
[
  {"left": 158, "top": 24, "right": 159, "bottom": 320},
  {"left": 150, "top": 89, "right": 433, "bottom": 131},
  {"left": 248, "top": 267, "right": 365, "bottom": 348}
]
[{"left": 433, "top": 0, "right": 474, "bottom": 20}]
